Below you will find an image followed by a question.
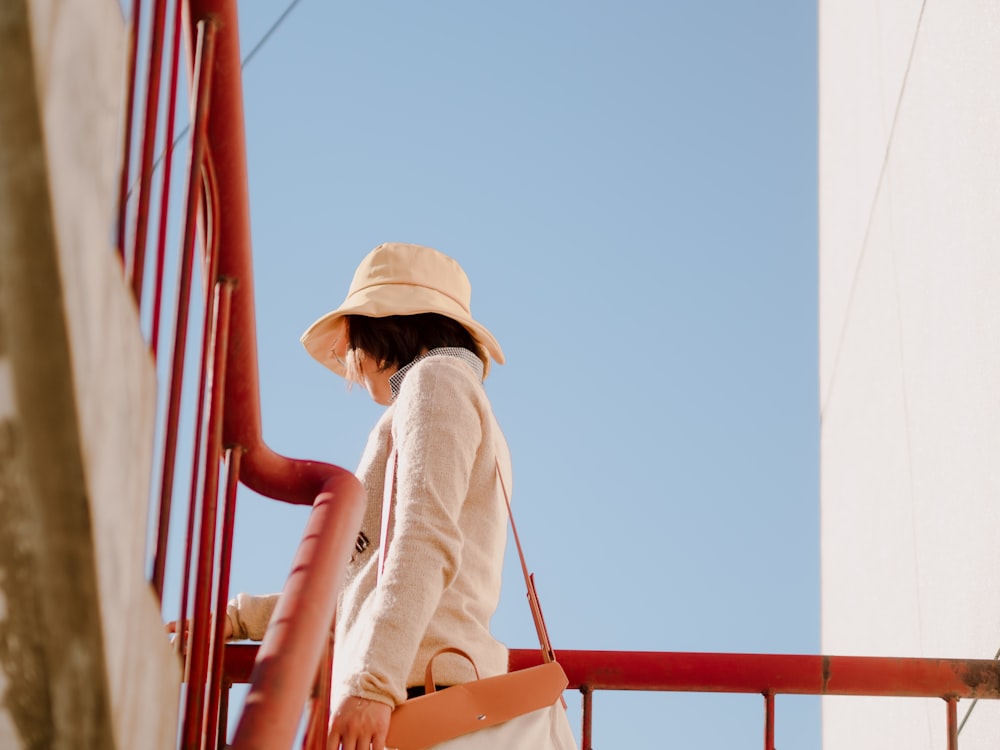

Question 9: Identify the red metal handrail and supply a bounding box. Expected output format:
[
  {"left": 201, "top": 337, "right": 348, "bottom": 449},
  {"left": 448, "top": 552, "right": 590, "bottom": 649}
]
[
  {"left": 114, "top": 2, "right": 1000, "bottom": 749},
  {"left": 223, "top": 645, "right": 1000, "bottom": 750},
  {"left": 117, "top": 1, "right": 366, "bottom": 747},
  {"left": 180, "top": 0, "right": 366, "bottom": 745}
]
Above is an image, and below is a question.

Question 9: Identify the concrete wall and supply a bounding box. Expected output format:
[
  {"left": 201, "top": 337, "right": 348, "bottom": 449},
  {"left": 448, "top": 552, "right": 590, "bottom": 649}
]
[
  {"left": 0, "top": 0, "right": 178, "bottom": 747},
  {"left": 820, "top": 0, "right": 1000, "bottom": 747}
]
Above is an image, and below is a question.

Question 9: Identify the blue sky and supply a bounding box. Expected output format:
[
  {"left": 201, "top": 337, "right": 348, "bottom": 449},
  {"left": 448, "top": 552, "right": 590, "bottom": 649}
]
[{"left": 157, "top": 1, "right": 818, "bottom": 746}]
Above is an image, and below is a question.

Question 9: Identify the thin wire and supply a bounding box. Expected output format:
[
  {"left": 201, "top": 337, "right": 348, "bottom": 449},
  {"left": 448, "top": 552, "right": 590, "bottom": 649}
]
[
  {"left": 240, "top": 0, "right": 306, "bottom": 71},
  {"left": 127, "top": 0, "right": 307, "bottom": 198},
  {"left": 819, "top": 0, "right": 928, "bottom": 412},
  {"left": 956, "top": 645, "right": 1000, "bottom": 735}
]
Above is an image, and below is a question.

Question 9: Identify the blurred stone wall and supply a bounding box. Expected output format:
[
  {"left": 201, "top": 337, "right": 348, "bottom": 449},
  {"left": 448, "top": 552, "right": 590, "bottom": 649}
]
[{"left": 0, "top": 0, "right": 178, "bottom": 747}]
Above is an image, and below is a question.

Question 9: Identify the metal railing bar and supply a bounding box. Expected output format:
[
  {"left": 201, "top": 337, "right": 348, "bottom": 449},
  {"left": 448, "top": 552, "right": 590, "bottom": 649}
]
[
  {"left": 957, "top": 645, "right": 1000, "bottom": 735},
  {"left": 203, "top": 444, "right": 242, "bottom": 749},
  {"left": 221, "top": 646, "right": 1000, "bottom": 702},
  {"left": 217, "top": 680, "right": 232, "bottom": 750},
  {"left": 507, "top": 650, "right": 1000, "bottom": 699},
  {"left": 229, "top": 476, "right": 364, "bottom": 749},
  {"left": 128, "top": 0, "right": 170, "bottom": 304},
  {"left": 580, "top": 687, "right": 593, "bottom": 750},
  {"left": 116, "top": 2, "right": 369, "bottom": 746},
  {"left": 947, "top": 697, "right": 958, "bottom": 750},
  {"left": 151, "top": 14, "right": 218, "bottom": 601},
  {"left": 763, "top": 691, "right": 775, "bottom": 750},
  {"left": 116, "top": 0, "right": 143, "bottom": 260},
  {"left": 182, "top": 278, "right": 234, "bottom": 749},
  {"left": 150, "top": 0, "right": 185, "bottom": 358},
  {"left": 174, "top": 147, "right": 221, "bottom": 669}
]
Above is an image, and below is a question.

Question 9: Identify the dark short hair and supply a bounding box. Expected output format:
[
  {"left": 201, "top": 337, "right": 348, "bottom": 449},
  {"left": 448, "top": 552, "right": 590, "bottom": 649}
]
[{"left": 345, "top": 313, "right": 484, "bottom": 372}]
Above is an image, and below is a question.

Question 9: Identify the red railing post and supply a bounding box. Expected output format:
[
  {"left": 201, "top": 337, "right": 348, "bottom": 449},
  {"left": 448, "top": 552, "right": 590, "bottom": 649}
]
[
  {"left": 116, "top": 0, "right": 143, "bottom": 260},
  {"left": 203, "top": 445, "right": 242, "bottom": 749},
  {"left": 946, "top": 697, "right": 959, "bottom": 750},
  {"left": 113, "top": 2, "right": 370, "bottom": 746},
  {"left": 217, "top": 680, "right": 232, "bottom": 750},
  {"left": 150, "top": 0, "right": 186, "bottom": 358},
  {"left": 181, "top": 279, "right": 234, "bottom": 749},
  {"left": 151, "top": 14, "right": 218, "bottom": 602},
  {"left": 128, "top": 0, "right": 171, "bottom": 304},
  {"left": 580, "top": 687, "right": 593, "bottom": 750},
  {"left": 763, "top": 691, "right": 775, "bottom": 750}
]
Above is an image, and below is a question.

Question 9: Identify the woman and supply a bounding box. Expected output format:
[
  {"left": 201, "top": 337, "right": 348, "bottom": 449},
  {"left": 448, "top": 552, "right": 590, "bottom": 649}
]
[{"left": 228, "top": 242, "right": 512, "bottom": 750}]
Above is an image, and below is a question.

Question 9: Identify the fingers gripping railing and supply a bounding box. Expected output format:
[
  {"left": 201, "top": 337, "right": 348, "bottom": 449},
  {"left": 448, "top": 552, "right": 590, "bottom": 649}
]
[{"left": 117, "top": 1, "right": 365, "bottom": 748}]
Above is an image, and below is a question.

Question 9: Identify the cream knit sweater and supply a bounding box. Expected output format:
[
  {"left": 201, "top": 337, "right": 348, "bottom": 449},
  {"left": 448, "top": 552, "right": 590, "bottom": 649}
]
[{"left": 227, "top": 354, "right": 511, "bottom": 708}]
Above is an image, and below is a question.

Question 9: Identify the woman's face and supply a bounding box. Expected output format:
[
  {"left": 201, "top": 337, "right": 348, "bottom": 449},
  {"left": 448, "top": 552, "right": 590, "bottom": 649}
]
[
  {"left": 356, "top": 353, "right": 396, "bottom": 406},
  {"left": 332, "top": 335, "right": 397, "bottom": 406}
]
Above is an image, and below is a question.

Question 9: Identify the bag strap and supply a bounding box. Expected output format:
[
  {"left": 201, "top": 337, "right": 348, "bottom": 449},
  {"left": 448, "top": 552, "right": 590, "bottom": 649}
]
[
  {"left": 378, "top": 448, "right": 397, "bottom": 578},
  {"left": 378, "top": 447, "right": 557, "bottom": 664},
  {"left": 494, "top": 458, "right": 557, "bottom": 664}
]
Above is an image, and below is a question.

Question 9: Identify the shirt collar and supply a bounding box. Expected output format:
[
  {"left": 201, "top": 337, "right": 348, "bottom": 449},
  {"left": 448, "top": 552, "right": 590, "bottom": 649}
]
[{"left": 389, "top": 347, "right": 485, "bottom": 401}]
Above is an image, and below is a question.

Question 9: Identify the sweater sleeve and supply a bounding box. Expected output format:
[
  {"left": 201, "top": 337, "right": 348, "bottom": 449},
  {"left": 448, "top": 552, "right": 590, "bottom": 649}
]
[
  {"left": 226, "top": 592, "right": 280, "bottom": 641},
  {"left": 344, "top": 359, "right": 483, "bottom": 705}
]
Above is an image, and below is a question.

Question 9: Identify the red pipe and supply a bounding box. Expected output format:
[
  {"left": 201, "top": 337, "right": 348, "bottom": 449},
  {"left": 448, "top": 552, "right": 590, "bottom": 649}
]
[
  {"left": 229, "top": 478, "right": 364, "bottom": 749},
  {"left": 509, "top": 650, "right": 1000, "bottom": 699},
  {"left": 129, "top": 0, "right": 171, "bottom": 304},
  {"left": 152, "top": 15, "right": 218, "bottom": 602},
  {"left": 224, "top": 647, "right": 1000, "bottom": 701},
  {"left": 182, "top": 279, "right": 234, "bottom": 749},
  {"left": 184, "top": 0, "right": 348, "bottom": 506}
]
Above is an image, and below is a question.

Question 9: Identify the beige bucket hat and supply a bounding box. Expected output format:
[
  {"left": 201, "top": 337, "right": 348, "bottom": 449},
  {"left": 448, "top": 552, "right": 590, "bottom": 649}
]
[{"left": 301, "top": 242, "right": 505, "bottom": 378}]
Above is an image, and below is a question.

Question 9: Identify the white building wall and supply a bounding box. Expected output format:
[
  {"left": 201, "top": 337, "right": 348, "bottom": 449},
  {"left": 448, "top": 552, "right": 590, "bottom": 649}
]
[{"left": 820, "top": 1, "right": 1000, "bottom": 747}]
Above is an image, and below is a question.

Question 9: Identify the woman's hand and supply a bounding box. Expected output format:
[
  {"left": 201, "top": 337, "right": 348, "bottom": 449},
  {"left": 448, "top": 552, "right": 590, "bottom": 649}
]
[
  {"left": 164, "top": 614, "right": 233, "bottom": 647},
  {"left": 328, "top": 696, "right": 392, "bottom": 750}
]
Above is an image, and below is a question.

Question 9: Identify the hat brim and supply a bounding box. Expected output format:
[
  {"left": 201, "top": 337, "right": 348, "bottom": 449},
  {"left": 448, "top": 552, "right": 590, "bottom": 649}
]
[{"left": 300, "top": 283, "right": 505, "bottom": 378}]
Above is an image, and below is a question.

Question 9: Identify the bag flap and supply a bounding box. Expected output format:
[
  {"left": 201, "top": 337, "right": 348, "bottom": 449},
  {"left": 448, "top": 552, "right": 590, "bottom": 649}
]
[{"left": 386, "top": 661, "right": 569, "bottom": 750}]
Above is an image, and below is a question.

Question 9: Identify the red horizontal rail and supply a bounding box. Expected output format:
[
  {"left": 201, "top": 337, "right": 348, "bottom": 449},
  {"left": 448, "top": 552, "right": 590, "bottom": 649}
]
[{"left": 222, "top": 646, "right": 1000, "bottom": 700}]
